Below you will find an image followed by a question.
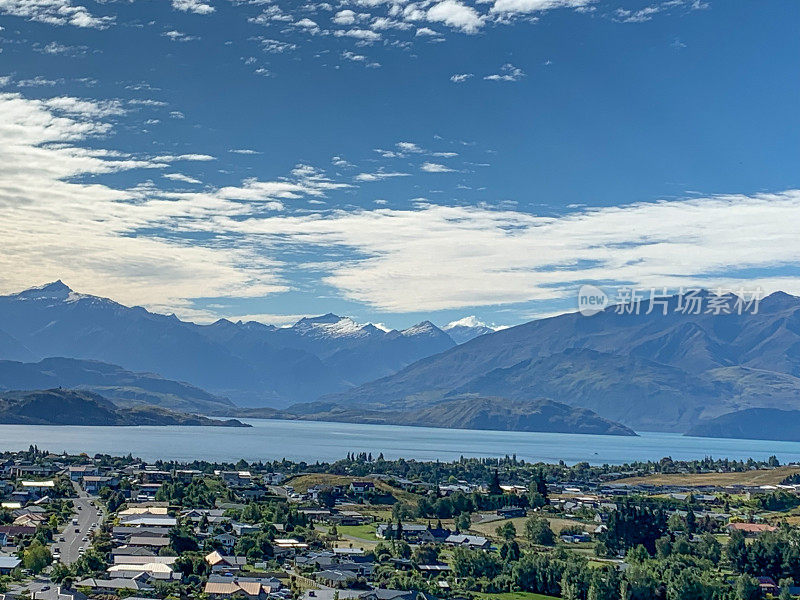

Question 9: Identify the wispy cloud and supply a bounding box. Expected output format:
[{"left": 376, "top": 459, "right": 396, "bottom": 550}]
[
  {"left": 484, "top": 63, "right": 525, "bottom": 82},
  {"left": 450, "top": 73, "right": 474, "bottom": 83},
  {"left": 421, "top": 162, "right": 456, "bottom": 173}
]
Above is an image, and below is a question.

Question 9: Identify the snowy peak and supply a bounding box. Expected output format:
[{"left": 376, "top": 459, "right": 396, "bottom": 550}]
[
  {"left": 401, "top": 320, "right": 445, "bottom": 338},
  {"left": 11, "top": 281, "right": 118, "bottom": 308},
  {"left": 293, "top": 314, "right": 379, "bottom": 340},
  {"left": 443, "top": 316, "right": 497, "bottom": 344},
  {"left": 294, "top": 313, "right": 343, "bottom": 327},
  {"left": 15, "top": 280, "right": 73, "bottom": 301}
]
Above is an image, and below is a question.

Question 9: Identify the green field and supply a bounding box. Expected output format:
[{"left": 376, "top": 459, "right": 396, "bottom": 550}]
[{"left": 335, "top": 524, "right": 380, "bottom": 540}]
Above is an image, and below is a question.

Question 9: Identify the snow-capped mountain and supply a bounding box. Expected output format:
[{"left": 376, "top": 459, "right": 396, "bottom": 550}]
[
  {"left": 0, "top": 282, "right": 457, "bottom": 407},
  {"left": 443, "top": 316, "right": 498, "bottom": 344}
]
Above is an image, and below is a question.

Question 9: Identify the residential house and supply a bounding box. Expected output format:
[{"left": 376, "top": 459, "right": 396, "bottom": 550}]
[
  {"left": 31, "top": 587, "right": 88, "bottom": 600},
  {"left": 314, "top": 569, "right": 358, "bottom": 587},
  {"left": 728, "top": 523, "right": 777, "bottom": 536},
  {"left": 376, "top": 523, "right": 428, "bottom": 542},
  {"left": 0, "top": 525, "right": 36, "bottom": 543},
  {"left": 232, "top": 522, "right": 260, "bottom": 536},
  {"left": 444, "top": 534, "right": 491, "bottom": 549},
  {"left": 213, "top": 533, "right": 238, "bottom": 551},
  {"left": 69, "top": 466, "right": 98, "bottom": 482},
  {"left": 204, "top": 578, "right": 278, "bottom": 599},
  {"left": 75, "top": 576, "right": 154, "bottom": 593},
  {"left": 349, "top": 482, "right": 375, "bottom": 496},
  {"left": 496, "top": 507, "right": 526, "bottom": 519},
  {"left": 0, "top": 555, "right": 21, "bottom": 574},
  {"left": 82, "top": 476, "right": 117, "bottom": 494},
  {"left": 206, "top": 550, "right": 247, "bottom": 573}
]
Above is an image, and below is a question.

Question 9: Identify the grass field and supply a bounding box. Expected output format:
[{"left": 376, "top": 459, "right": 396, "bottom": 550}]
[
  {"left": 470, "top": 515, "right": 588, "bottom": 541},
  {"left": 285, "top": 473, "right": 420, "bottom": 504},
  {"left": 335, "top": 524, "right": 380, "bottom": 540},
  {"left": 611, "top": 466, "right": 800, "bottom": 487}
]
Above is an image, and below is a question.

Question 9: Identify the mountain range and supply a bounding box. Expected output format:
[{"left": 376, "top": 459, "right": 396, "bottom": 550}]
[
  {"left": 2, "top": 282, "right": 800, "bottom": 439},
  {"left": 323, "top": 291, "right": 800, "bottom": 433},
  {"left": 0, "top": 282, "right": 484, "bottom": 407}
]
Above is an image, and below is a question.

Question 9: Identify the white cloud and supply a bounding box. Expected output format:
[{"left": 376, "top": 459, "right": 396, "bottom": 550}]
[
  {"left": 342, "top": 50, "right": 367, "bottom": 61},
  {"left": 230, "top": 148, "right": 261, "bottom": 154},
  {"left": 164, "top": 173, "right": 202, "bottom": 184},
  {"left": 421, "top": 162, "right": 456, "bottom": 173},
  {"left": 0, "top": 91, "right": 351, "bottom": 316},
  {"left": 36, "top": 41, "right": 87, "bottom": 55},
  {"left": 333, "top": 28, "right": 381, "bottom": 41},
  {"left": 490, "top": 0, "right": 590, "bottom": 15},
  {"left": 354, "top": 170, "right": 411, "bottom": 181},
  {"left": 0, "top": 0, "right": 113, "bottom": 27},
  {"left": 215, "top": 193, "right": 800, "bottom": 312},
  {"left": 163, "top": 30, "right": 198, "bottom": 41},
  {"left": 255, "top": 38, "right": 297, "bottom": 53},
  {"left": 426, "top": 0, "right": 484, "bottom": 33},
  {"left": 397, "top": 141, "right": 423, "bottom": 153},
  {"left": 172, "top": 0, "right": 214, "bottom": 14},
  {"left": 17, "top": 76, "right": 62, "bottom": 87},
  {"left": 484, "top": 63, "right": 525, "bottom": 81},
  {"left": 333, "top": 9, "right": 356, "bottom": 24},
  {"left": 44, "top": 96, "right": 126, "bottom": 118},
  {"left": 154, "top": 153, "right": 216, "bottom": 162},
  {"left": 450, "top": 73, "right": 473, "bottom": 83}
]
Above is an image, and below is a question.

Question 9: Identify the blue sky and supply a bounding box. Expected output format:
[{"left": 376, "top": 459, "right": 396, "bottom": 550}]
[{"left": 0, "top": 0, "right": 798, "bottom": 329}]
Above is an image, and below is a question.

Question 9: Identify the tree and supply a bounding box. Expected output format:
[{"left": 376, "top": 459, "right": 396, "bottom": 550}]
[
  {"left": 488, "top": 469, "right": 502, "bottom": 495},
  {"left": 726, "top": 530, "right": 748, "bottom": 573},
  {"left": 455, "top": 512, "right": 471, "bottom": 532},
  {"left": 685, "top": 509, "right": 697, "bottom": 534},
  {"left": 22, "top": 540, "right": 52, "bottom": 574},
  {"left": 524, "top": 516, "right": 554, "bottom": 546},
  {"left": 496, "top": 521, "right": 517, "bottom": 541},
  {"left": 734, "top": 574, "right": 760, "bottom": 600},
  {"left": 412, "top": 544, "right": 438, "bottom": 565},
  {"left": 531, "top": 470, "right": 549, "bottom": 505}
]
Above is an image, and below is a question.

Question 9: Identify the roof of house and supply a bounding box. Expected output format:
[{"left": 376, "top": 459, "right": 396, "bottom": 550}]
[
  {"left": 729, "top": 523, "right": 777, "bottom": 533},
  {"left": 0, "top": 556, "right": 22, "bottom": 569},
  {"left": 108, "top": 562, "right": 175, "bottom": 574},
  {"left": 112, "top": 556, "right": 177, "bottom": 565},
  {"left": 444, "top": 534, "right": 489, "bottom": 546},
  {"left": 206, "top": 551, "right": 247, "bottom": 567},
  {"left": 128, "top": 536, "right": 171, "bottom": 547},
  {"left": 315, "top": 570, "right": 358, "bottom": 582},
  {"left": 204, "top": 581, "right": 274, "bottom": 597},
  {"left": 75, "top": 578, "right": 153, "bottom": 591}
]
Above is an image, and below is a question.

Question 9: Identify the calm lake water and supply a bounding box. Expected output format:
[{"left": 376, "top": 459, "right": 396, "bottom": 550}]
[{"left": 0, "top": 418, "right": 798, "bottom": 465}]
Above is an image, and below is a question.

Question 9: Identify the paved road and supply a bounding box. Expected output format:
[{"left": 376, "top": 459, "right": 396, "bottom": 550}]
[
  {"left": 53, "top": 486, "right": 103, "bottom": 565},
  {"left": 8, "top": 576, "right": 54, "bottom": 597}
]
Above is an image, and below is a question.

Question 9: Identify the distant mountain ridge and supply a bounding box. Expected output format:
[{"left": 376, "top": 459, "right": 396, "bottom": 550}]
[
  {"left": 324, "top": 291, "right": 800, "bottom": 434},
  {"left": 686, "top": 408, "right": 800, "bottom": 442},
  {"left": 230, "top": 396, "right": 636, "bottom": 436},
  {"left": 0, "top": 389, "right": 248, "bottom": 427},
  {"left": 0, "top": 357, "right": 234, "bottom": 414},
  {"left": 0, "top": 282, "right": 460, "bottom": 407}
]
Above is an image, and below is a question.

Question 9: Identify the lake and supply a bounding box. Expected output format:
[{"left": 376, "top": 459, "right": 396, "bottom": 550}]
[{"left": 1, "top": 419, "right": 798, "bottom": 465}]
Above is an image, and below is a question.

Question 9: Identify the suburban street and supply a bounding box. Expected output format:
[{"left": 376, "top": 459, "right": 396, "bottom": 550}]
[{"left": 53, "top": 485, "right": 103, "bottom": 565}]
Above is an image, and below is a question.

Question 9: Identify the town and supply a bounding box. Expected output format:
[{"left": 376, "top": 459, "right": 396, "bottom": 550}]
[{"left": 1, "top": 448, "right": 800, "bottom": 600}]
